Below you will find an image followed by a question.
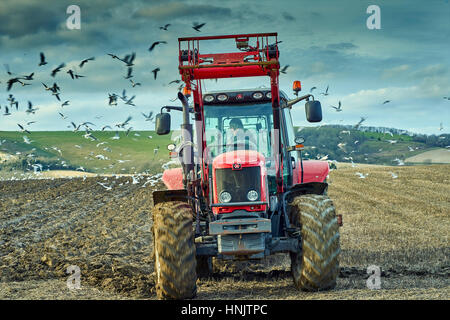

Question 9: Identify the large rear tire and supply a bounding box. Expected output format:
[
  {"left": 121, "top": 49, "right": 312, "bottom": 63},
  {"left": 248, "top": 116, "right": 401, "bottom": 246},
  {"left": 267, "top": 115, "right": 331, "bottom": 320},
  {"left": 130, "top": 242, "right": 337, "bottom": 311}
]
[
  {"left": 288, "top": 194, "right": 340, "bottom": 291},
  {"left": 152, "top": 201, "right": 197, "bottom": 299}
]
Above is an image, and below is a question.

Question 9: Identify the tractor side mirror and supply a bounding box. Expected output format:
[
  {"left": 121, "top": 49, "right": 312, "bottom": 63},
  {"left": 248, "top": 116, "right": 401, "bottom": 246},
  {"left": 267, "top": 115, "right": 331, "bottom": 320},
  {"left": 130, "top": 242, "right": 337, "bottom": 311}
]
[
  {"left": 305, "top": 100, "right": 322, "bottom": 123},
  {"left": 155, "top": 112, "right": 171, "bottom": 135}
]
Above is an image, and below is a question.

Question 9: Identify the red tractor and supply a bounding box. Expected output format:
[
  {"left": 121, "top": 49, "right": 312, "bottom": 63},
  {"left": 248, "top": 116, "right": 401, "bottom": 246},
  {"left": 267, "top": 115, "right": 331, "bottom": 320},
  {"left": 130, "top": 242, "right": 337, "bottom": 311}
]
[{"left": 152, "top": 33, "right": 341, "bottom": 299}]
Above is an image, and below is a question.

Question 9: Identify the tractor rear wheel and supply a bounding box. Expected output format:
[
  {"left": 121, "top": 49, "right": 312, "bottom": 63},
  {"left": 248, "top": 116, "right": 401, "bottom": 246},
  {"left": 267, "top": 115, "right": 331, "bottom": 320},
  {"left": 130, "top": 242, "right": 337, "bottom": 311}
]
[
  {"left": 288, "top": 194, "right": 340, "bottom": 291},
  {"left": 152, "top": 201, "right": 197, "bottom": 299}
]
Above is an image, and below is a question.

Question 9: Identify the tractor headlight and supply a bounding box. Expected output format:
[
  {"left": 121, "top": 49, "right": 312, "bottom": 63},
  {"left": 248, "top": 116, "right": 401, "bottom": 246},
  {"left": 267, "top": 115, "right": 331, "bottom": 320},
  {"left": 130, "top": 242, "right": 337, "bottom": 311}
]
[
  {"left": 219, "top": 191, "right": 232, "bottom": 203},
  {"left": 247, "top": 190, "right": 258, "bottom": 201},
  {"left": 265, "top": 92, "right": 272, "bottom": 99},
  {"left": 204, "top": 95, "right": 215, "bottom": 103},
  {"left": 217, "top": 94, "right": 228, "bottom": 102},
  {"left": 252, "top": 92, "right": 263, "bottom": 99}
]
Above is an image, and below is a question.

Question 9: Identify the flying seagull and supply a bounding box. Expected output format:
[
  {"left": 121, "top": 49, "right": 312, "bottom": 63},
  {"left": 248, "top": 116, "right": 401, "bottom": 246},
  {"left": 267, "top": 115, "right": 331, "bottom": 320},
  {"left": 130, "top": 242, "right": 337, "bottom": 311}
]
[
  {"left": 354, "top": 117, "right": 366, "bottom": 129},
  {"left": 125, "top": 95, "right": 136, "bottom": 106},
  {"left": 121, "top": 52, "right": 136, "bottom": 66},
  {"left": 7, "top": 78, "right": 24, "bottom": 91},
  {"left": 115, "top": 116, "right": 132, "bottom": 128},
  {"left": 107, "top": 53, "right": 120, "bottom": 60},
  {"left": 26, "top": 101, "right": 39, "bottom": 114},
  {"left": 141, "top": 111, "right": 154, "bottom": 121},
  {"left": 124, "top": 67, "right": 133, "bottom": 79},
  {"left": 320, "top": 85, "right": 329, "bottom": 96},
  {"left": 192, "top": 22, "right": 206, "bottom": 32},
  {"left": 20, "top": 73, "right": 34, "bottom": 81},
  {"left": 149, "top": 41, "right": 167, "bottom": 52},
  {"left": 3, "top": 106, "right": 11, "bottom": 116},
  {"left": 51, "top": 63, "right": 66, "bottom": 77},
  {"left": 159, "top": 24, "right": 171, "bottom": 31},
  {"left": 130, "top": 79, "right": 141, "bottom": 87},
  {"left": 108, "top": 93, "right": 118, "bottom": 106},
  {"left": 330, "top": 101, "right": 342, "bottom": 112},
  {"left": 280, "top": 65, "right": 289, "bottom": 74},
  {"left": 152, "top": 67, "right": 160, "bottom": 80},
  {"left": 17, "top": 123, "right": 31, "bottom": 134},
  {"left": 79, "top": 57, "right": 95, "bottom": 68},
  {"left": 39, "top": 52, "right": 47, "bottom": 66}
]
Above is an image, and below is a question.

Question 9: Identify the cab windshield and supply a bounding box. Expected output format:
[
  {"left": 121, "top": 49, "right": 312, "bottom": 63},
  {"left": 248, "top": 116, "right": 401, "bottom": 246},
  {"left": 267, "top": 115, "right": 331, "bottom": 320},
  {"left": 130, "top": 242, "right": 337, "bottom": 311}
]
[{"left": 204, "top": 102, "right": 273, "bottom": 158}]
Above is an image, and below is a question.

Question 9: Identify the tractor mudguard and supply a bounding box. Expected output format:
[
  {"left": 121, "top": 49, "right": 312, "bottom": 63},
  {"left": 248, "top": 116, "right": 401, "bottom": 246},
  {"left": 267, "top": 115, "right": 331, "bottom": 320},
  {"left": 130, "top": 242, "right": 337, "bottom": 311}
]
[
  {"left": 296, "top": 160, "right": 329, "bottom": 184},
  {"left": 152, "top": 189, "right": 188, "bottom": 206},
  {"left": 287, "top": 182, "right": 328, "bottom": 200},
  {"left": 162, "top": 167, "right": 184, "bottom": 190}
]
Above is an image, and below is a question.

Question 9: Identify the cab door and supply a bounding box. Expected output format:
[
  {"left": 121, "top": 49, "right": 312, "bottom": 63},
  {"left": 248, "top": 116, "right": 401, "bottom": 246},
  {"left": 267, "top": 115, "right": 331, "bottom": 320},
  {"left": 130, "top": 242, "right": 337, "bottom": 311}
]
[{"left": 281, "top": 105, "right": 300, "bottom": 187}]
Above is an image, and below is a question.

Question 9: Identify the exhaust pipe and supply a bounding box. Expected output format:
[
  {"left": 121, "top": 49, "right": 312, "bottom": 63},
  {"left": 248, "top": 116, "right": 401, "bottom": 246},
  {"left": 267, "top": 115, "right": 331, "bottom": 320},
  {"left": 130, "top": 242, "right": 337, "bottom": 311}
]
[{"left": 178, "top": 92, "right": 194, "bottom": 184}]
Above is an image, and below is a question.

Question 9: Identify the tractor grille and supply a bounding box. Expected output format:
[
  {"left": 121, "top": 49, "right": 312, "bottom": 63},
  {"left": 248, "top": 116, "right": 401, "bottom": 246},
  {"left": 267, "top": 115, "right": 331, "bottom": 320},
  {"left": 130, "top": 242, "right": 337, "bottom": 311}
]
[{"left": 215, "top": 166, "right": 261, "bottom": 203}]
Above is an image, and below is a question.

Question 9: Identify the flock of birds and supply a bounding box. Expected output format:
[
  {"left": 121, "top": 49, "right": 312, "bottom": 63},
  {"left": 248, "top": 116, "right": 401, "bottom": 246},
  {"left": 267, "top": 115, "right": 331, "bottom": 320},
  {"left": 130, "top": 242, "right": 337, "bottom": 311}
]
[
  {"left": 300, "top": 84, "right": 447, "bottom": 180},
  {"left": 1, "top": 20, "right": 448, "bottom": 186},
  {"left": 0, "top": 21, "right": 211, "bottom": 184}
]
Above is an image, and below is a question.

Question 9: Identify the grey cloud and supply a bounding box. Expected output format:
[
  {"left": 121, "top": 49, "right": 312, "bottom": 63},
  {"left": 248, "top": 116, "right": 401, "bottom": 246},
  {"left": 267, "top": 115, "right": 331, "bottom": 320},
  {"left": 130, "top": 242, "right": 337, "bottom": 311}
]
[
  {"left": 326, "top": 42, "right": 357, "bottom": 50},
  {"left": 134, "top": 2, "right": 232, "bottom": 20},
  {"left": 282, "top": 12, "right": 295, "bottom": 21},
  {"left": 0, "top": 2, "right": 63, "bottom": 38}
]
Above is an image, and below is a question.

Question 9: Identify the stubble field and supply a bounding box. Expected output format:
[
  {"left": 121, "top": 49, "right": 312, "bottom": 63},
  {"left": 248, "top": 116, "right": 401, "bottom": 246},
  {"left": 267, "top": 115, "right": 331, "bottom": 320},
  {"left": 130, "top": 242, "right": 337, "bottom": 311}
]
[{"left": 0, "top": 164, "right": 449, "bottom": 300}]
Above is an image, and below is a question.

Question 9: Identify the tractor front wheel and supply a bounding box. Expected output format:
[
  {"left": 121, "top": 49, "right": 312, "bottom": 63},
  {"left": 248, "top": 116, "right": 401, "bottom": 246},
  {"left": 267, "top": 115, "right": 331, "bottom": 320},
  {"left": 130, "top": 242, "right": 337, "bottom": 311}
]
[
  {"left": 152, "top": 201, "right": 197, "bottom": 299},
  {"left": 288, "top": 194, "right": 340, "bottom": 291}
]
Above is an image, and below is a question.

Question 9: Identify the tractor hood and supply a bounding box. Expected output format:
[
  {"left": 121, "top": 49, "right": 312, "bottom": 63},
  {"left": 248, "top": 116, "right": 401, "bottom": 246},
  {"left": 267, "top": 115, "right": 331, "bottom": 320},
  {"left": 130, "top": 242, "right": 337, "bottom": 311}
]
[
  {"left": 212, "top": 150, "right": 268, "bottom": 214},
  {"left": 212, "top": 149, "right": 265, "bottom": 169}
]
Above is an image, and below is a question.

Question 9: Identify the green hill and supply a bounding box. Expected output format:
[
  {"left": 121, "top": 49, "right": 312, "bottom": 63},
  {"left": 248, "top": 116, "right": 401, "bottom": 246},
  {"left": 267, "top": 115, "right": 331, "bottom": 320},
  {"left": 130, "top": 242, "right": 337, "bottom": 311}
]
[
  {"left": 1, "top": 126, "right": 448, "bottom": 174},
  {"left": 295, "top": 126, "right": 449, "bottom": 165},
  {"left": 0, "top": 131, "right": 174, "bottom": 174}
]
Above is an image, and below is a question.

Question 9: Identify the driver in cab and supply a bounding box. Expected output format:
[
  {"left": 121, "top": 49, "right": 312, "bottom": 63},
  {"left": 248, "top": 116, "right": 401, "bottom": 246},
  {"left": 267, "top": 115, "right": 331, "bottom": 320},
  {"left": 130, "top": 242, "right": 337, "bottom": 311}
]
[{"left": 226, "top": 118, "right": 257, "bottom": 151}]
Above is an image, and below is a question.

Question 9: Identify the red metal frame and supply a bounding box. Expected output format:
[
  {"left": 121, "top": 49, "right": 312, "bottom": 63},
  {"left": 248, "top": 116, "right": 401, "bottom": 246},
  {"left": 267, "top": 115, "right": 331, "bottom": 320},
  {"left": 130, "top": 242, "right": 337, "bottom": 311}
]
[{"left": 177, "top": 33, "right": 283, "bottom": 208}]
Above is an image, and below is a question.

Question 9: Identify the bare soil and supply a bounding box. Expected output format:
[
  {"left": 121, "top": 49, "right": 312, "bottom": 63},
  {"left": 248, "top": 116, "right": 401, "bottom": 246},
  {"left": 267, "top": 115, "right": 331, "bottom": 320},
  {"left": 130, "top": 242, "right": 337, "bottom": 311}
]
[{"left": 0, "top": 165, "right": 449, "bottom": 300}]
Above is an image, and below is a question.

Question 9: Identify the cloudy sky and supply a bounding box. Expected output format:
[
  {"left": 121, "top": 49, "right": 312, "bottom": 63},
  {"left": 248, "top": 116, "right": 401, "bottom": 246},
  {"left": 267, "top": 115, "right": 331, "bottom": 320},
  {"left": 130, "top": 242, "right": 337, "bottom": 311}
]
[{"left": 0, "top": 0, "right": 449, "bottom": 134}]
